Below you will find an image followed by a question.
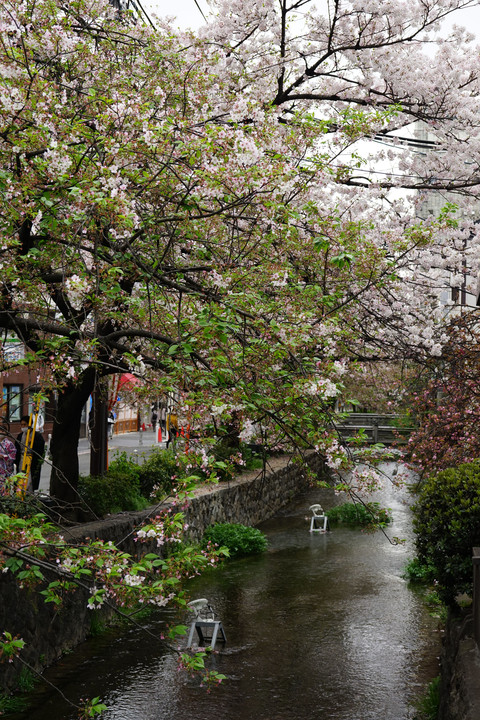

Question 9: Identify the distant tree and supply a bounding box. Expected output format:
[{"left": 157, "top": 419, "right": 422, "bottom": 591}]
[
  {"left": 406, "top": 310, "right": 480, "bottom": 476},
  {"left": 339, "top": 362, "right": 416, "bottom": 414}
]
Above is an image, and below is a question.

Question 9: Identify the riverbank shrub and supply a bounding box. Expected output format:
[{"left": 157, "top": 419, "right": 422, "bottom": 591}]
[
  {"left": 78, "top": 468, "right": 149, "bottom": 518},
  {"left": 203, "top": 523, "right": 268, "bottom": 558},
  {"left": 138, "top": 449, "right": 187, "bottom": 498},
  {"left": 185, "top": 443, "right": 264, "bottom": 484},
  {"left": 326, "top": 501, "right": 392, "bottom": 529},
  {"left": 403, "top": 560, "right": 448, "bottom": 623},
  {"left": 403, "top": 557, "right": 437, "bottom": 584},
  {"left": 78, "top": 450, "right": 188, "bottom": 516},
  {"left": 77, "top": 445, "right": 264, "bottom": 517},
  {"left": 412, "top": 460, "right": 480, "bottom": 606},
  {"left": 107, "top": 452, "right": 141, "bottom": 480}
]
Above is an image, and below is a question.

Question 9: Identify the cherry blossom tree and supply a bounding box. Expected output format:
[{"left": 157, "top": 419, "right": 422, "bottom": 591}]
[
  {"left": 3, "top": 0, "right": 480, "bottom": 710},
  {"left": 0, "top": 478, "right": 228, "bottom": 712},
  {"left": 2, "top": 0, "right": 480, "bottom": 508}
]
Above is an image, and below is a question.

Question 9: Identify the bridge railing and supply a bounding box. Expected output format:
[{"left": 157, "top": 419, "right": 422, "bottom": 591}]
[
  {"left": 336, "top": 413, "right": 411, "bottom": 426},
  {"left": 333, "top": 414, "right": 415, "bottom": 445}
]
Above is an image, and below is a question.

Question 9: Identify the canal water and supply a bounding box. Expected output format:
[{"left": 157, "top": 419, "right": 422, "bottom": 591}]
[{"left": 15, "top": 462, "right": 441, "bottom": 720}]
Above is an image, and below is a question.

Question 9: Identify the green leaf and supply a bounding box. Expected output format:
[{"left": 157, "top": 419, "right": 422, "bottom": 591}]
[
  {"left": 331, "top": 252, "right": 354, "bottom": 269},
  {"left": 313, "top": 236, "right": 330, "bottom": 252}
]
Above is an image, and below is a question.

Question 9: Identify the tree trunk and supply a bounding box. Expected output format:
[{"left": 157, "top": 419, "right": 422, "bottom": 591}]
[
  {"left": 49, "top": 369, "right": 95, "bottom": 506},
  {"left": 89, "top": 379, "right": 108, "bottom": 477},
  {"left": 223, "top": 411, "right": 241, "bottom": 449}
]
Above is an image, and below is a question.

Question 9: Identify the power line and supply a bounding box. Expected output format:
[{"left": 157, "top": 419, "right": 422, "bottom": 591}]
[{"left": 372, "top": 134, "right": 442, "bottom": 150}]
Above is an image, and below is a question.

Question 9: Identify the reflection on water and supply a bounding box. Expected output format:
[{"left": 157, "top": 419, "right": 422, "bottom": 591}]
[{"left": 13, "top": 463, "right": 441, "bottom": 720}]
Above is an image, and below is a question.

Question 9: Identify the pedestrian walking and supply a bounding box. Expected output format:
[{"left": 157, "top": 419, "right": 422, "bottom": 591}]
[
  {"left": 0, "top": 421, "right": 17, "bottom": 495},
  {"left": 107, "top": 411, "right": 116, "bottom": 439},
  {"left": 151, "top": 410, "right": 158, "bottom": 433}
]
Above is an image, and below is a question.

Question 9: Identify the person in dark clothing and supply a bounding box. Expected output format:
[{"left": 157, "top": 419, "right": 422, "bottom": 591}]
[
  {"left": 151, "top": 411, "right": 158, "bottom": 433},
  {"left": 15, "top": 415, "right": 46, "bottom": 492}
]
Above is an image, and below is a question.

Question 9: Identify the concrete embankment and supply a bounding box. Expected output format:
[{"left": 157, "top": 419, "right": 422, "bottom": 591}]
[{"left": 438, "top": 610, "right": 480, "bottom": 720}]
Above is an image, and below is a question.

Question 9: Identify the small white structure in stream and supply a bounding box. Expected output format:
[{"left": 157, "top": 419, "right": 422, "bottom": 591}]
[
  {"left": 309, "top": 504, "right": 330, "bottom": 533},
  {"left": 186, "top": 598, "right": 227, "bottom": 651}
]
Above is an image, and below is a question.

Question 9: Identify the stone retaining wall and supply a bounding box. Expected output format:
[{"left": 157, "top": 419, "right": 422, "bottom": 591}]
[
  {"left": 184, "top": 453, "right": 323, "bottom": 542},
  {"left": 438, "top": 611, "right": 480, "bottom": 720},
  {"left": 0, "top": 453, "right": 324, "bottom": 692}
]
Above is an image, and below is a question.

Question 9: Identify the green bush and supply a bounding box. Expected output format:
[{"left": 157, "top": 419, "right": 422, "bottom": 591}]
[
  {"left": 79, "top": 469, "right": 149, "bottom": 518},
  {"left": 137, "top": 448, "right": 186, "bottom": 498},
  {"left": 412, "top": 460, "right": 480, "bottom": 607},
  {"left": 198, "top": 442, "right": 264, "bottom": 483},
  {"left": 203, "top": 523, "right": 268, "bottom": 558},
  {"left": 0, "top": 493, "right": 45, "bottom": 519},
  {"left": 107, "top": 452, "right": 141, "bottom": 481},
  {"left": 326, "top": 501, "right": 392, "bottom": 529},
  {"left": 403, "top": 557, "right": 436, "bottom": 584},
  {"left": 242, "top": 446, "right": 264, "bottom": 471}
]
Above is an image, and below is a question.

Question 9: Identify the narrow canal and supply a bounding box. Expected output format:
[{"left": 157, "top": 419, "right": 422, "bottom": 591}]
[{"left": 15, "top": 461, "right": 441, "bottom": 720}]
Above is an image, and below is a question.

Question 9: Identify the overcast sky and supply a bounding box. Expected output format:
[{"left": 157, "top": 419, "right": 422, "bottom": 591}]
[
  {"left": 142, "top": 0, "right": 207, "bottom": 28},
  {"left": 142, "top": 0, "right": 480, "bottom": 35}
]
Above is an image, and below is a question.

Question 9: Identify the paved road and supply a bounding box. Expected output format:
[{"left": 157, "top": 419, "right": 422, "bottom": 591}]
[{"left": 38, "top": 430, "right": 165, "bottom": 493}]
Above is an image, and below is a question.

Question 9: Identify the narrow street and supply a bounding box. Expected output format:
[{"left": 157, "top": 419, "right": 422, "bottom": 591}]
[{"left": 38, "top": 430, "right": 162, "bottom": 493}]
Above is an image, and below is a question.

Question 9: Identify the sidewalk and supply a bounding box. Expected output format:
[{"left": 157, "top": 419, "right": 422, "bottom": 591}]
[{"left": 39, "top": 429, "right": 165, "bottom": 493}]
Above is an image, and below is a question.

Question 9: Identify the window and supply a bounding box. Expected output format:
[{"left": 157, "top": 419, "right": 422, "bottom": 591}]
[
  {"left": 1, "top": 339, "right": 24, "bottom": 362},
  {"left": 2, "top": 385, "right": 22, "bottom": 422}
]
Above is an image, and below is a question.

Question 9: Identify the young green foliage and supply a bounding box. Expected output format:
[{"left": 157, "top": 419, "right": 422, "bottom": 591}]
[
  {"left": 412, "top": 461, "right": 480, "bottom": 606},
  {"left": 203, "top": 523, "right": 268, "bottom": 558}
]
